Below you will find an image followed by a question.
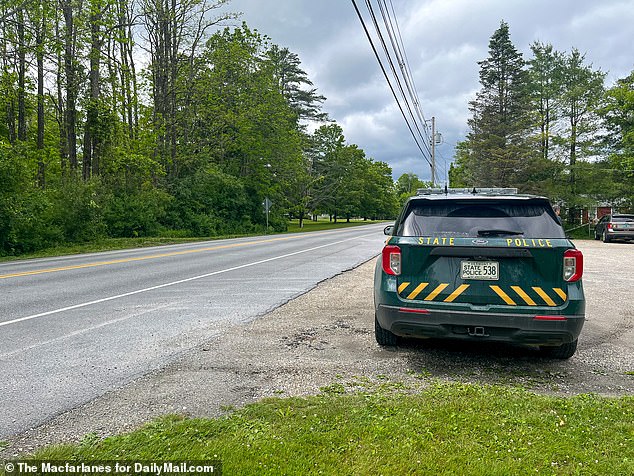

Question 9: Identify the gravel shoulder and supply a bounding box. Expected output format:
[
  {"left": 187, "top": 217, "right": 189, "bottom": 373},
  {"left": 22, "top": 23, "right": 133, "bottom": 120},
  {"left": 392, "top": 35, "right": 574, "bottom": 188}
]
[{"left": 3, "top": 240, "right": 633, "bottom": 458}]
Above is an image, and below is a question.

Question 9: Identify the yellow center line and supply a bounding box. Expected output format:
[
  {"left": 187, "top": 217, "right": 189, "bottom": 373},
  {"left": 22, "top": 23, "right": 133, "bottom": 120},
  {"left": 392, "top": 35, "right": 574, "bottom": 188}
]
[{"left": 0, "top": 233, "right": 316, "bottom": 280}]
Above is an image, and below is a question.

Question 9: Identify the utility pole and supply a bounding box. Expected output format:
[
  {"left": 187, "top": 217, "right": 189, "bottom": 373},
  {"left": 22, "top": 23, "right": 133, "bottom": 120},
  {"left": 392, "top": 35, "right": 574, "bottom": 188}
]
[{"left": 431, "top": 116, "right": 436, "bottom": 187}]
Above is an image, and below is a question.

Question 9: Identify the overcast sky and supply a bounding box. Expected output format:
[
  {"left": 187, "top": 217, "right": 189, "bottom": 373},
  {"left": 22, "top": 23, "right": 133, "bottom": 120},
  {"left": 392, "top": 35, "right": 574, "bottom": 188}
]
[{"left": 219, "top": 0, "right": 634, "bottom": 183}]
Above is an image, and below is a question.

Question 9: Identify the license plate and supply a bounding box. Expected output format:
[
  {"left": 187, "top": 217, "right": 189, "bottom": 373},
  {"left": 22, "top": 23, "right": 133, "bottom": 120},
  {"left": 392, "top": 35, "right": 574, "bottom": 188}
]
[{"left": 461, "top": 261, "right": 499, "bottom": 280}]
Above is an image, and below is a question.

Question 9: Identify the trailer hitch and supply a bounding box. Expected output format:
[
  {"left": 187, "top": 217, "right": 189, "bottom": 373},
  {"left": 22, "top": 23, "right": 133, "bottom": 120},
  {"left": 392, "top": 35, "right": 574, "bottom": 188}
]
[{"left": 468, "top": 326, "right": 489, "bottom": 337}]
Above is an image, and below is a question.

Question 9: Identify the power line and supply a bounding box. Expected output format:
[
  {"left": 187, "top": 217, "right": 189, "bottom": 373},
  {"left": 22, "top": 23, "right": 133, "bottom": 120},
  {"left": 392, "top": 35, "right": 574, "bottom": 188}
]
[
  {"left": 381, "top": 0, "right": 431, "bottom": 139},
  {"left": 351, "top": 0, "right": 433, "bottom": 167},
  {"left": 372, "top": 0, "right": 432, "bottom": 156}
]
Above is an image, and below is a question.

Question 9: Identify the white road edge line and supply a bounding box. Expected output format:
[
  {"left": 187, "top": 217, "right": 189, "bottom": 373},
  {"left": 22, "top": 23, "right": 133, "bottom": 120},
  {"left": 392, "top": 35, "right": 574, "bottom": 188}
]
[{"left": 0, "top": 232, "right": 377, "bottom": 329}]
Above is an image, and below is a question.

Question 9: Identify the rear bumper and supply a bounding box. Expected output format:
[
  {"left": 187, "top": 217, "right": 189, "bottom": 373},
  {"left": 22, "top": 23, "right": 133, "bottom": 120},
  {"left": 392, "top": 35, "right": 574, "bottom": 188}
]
[
  {"left": 376, "top": 304, "right": 585, "bottom": 346},
  {"left": 607, "top": 231, "right": 634, "bottom": 240}
]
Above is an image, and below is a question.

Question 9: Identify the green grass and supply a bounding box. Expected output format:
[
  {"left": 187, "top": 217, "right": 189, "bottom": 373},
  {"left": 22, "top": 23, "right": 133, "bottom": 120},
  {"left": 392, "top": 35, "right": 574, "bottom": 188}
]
[
  {"left": 18, "top": 382, "right": 633, "bottom": 475},
  {"left": 286, "top": 217, "right": 385, "bottom": 233},
  {"left": 565, "top": 224, "right": 596, "bottom": 240},
  {"left": 0, "top": 219, "right": 388, "bottom": 262},
  {"left": 0, "top": 237, "right": 210, "bottom": 262}
]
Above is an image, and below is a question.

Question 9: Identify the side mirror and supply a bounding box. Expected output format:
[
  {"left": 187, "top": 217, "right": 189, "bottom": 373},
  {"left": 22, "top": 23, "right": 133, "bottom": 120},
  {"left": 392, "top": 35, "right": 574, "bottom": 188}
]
[{"left": 383, "top": 225, "right": 394, "bottom": 236}]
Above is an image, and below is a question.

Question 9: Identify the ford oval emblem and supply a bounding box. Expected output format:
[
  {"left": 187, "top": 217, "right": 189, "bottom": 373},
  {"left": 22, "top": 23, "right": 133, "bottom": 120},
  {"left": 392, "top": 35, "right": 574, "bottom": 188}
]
[{"left": 472, "top": 239, "right": 489, "bottom": 245}]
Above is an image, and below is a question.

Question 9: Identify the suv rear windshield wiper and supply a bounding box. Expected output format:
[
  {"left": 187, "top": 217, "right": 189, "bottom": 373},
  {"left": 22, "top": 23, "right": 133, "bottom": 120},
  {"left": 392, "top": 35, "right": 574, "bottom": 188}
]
[{"left": 476, "top": 229, "right": 524, "bottom": 237}]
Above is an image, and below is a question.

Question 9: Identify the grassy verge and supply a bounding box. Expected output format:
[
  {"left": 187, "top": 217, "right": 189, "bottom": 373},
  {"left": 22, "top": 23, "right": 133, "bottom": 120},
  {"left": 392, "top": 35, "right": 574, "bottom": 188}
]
[
  {"left": 0, "top": 237, "right": 209, "bottom": 262},
  {"left": 18, "top": 382, "right": 633, "bottom": 475},
  {"left": 286, "top": 218, "right": 383, "bottom": 233},
  {"left": 565, "top": 224, "right": 595, "bottom": 240},
  {"left": 0, "top": 219, "right": 387, "bottom": 262}
]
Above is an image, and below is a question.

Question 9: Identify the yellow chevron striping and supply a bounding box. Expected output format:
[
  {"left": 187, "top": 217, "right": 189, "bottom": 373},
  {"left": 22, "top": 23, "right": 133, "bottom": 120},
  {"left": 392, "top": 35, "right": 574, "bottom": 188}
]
[
  {"left": 490, "top": 285, "right": 517, "bottom": 306},
  {"left": 511, "top": 286, "right": 537, "bottom": 306},
  {"left": 406, "top": 283, "right": 429, "bottom": 300},
  {"left": 444, "top": 284, "right": 470, "bottom": 303},
  {"left": 398, "top": 282, "right": 410, "bottom": 294},
  {"left": 553, "top": 288, "right": 567, "bottom": 302},
  {"left": 533, "top": 287, "right": 556, "bottom": 307},
  {"left": 424, "top": 283, "right": 449, "bottom": 301}
]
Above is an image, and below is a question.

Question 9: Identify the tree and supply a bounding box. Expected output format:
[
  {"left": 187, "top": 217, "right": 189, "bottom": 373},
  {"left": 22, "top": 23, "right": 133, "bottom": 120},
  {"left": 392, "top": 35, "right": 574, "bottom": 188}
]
[
  {"left": 557, "top": 48, "right": 605, "bottom": 197},
  {"left": 60, "top": 0, "right": 81, "bottom": 174},
  {"left": 266, "top": 45, "right": 327, "bottom": 123},
  {"left": 395, "top": 172, "right": 427, "bottom": 204},
  {"left": 600, "top": 70, "right": 634, "bottom": 207},
  {"left": 0, "top": 3, "right": 396, "bottom": 255},
  {"left": 359, "top": 160, "right": 398, "bottom": 219},
  {"left": 29, "top": 0, "right": 53, "bottom": 187},
  {"left": 528, "top": 41, "right": 564, "bottom": 162},
  {"left": 308, "top": 123, "right": 346, "bottom": 218},
  {"left": 306, "top": 124, "right": 395, "bottom": 222},
  {"left": 82, "top": 0, "right": 105, "bottom": 180},
  {"left": 463, "top": 21, "right": 533, "bottom": 188},
  {"left": 448, "top": 141, "right": 473, "bottom": 187},
  {"left": 140, "top": 0, "right": 235, "bottom": 178}
]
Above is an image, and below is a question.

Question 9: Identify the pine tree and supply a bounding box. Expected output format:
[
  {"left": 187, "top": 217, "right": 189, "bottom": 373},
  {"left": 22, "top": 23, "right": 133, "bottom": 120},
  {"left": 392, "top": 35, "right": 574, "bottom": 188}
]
[
  {"left": 464, "top": 21, "right": 534, "bottom": 188},
  {"left": 266, "top": 45, "right": 328, "bottom": 123}
]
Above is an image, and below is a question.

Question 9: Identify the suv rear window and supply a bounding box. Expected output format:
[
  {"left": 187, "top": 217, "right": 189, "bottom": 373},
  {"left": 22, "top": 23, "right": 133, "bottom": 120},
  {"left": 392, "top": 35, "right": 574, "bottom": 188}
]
[
  {"left": 612, "top": 215, "right": 634, "bottom": 222},
  {"left": 398, "top": 199, "right": 565, "bottom": 238}
]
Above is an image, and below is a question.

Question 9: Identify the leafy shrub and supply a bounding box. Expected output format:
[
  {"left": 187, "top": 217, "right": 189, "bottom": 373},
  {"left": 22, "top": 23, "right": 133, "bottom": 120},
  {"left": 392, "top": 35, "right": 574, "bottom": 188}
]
[
  {"left": 102, "top": 185, "right": 172, "bottom": 238},
  {"left": 167, "top": 167, "right": 253, "bottom": 236}
]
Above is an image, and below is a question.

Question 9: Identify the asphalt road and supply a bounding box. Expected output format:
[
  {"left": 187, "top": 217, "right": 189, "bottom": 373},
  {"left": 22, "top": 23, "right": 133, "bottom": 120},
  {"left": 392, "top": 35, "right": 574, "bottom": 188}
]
[{"left": 0, "top": 224, "right": 388, "bottom": 439}]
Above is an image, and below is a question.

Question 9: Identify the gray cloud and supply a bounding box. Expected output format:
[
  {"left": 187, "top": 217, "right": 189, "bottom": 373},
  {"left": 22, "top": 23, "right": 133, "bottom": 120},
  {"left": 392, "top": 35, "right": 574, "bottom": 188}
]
[{"left": 223, "top": 0, "right": 634, "bottom": 182}]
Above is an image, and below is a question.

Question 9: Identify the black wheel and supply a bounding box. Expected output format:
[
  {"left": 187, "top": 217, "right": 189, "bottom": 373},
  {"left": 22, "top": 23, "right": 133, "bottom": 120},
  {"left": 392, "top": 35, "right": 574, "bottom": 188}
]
[
  {"left": 602, "top": 229, "right": 611, "bottom": 243},
  {"left": 540, "top": 339, "right": 578, "bottom": 359},
  {"left": 375, "top": 315, "right": 399, "bottom": 346}
]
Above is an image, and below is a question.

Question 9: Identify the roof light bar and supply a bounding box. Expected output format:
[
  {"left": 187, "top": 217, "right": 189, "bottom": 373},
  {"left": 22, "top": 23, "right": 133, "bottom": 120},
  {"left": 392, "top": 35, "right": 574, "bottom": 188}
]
[{"left": 416, "top": 187, "right": 518, "bottom": 196}]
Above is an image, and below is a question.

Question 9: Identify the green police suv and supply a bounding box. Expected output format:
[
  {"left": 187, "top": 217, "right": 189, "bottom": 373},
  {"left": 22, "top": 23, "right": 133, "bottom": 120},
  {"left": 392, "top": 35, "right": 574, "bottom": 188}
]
[{"left": 374, "top": 188, "right": 585, "bottom": 359}]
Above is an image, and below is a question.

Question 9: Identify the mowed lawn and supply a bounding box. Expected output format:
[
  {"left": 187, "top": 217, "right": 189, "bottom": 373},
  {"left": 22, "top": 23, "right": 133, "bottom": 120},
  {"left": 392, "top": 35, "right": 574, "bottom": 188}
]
[{"left": 27, "top": 382, "right": 634, "bottom": 475}]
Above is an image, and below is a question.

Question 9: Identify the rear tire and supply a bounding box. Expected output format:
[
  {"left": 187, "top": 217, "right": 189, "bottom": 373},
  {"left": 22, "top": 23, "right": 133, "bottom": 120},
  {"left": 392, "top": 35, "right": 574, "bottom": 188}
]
[
  {"left": 375, "top": 315, "right": 399, "bottom": 346},
  {"left": 602, "top": 230, "right": 611, "bottom": 243},
  {"left": 540, "top": 339, "right": 578, "bottom": 359}
]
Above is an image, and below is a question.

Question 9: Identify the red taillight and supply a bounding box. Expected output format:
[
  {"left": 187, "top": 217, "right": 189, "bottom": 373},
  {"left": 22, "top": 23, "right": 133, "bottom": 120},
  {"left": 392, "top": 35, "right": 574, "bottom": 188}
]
[
  {"left": 382, "top": 245, "right": 401, "bottom": 276},
  {"left": 563, "top": 249, "right": 583, "bottom": 282},
  {"left": 607, "top": 223, "right": 613, "bottom": 231}
]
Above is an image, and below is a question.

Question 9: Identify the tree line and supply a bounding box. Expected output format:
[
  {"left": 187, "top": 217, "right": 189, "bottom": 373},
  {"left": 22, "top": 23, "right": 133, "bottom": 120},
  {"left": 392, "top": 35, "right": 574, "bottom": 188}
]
[
  {"left": 450, "top": 21, "right": 633, "bottom": 217},
  {"left": 0, "top": 0, "right": 398, "bottom": 256}
]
